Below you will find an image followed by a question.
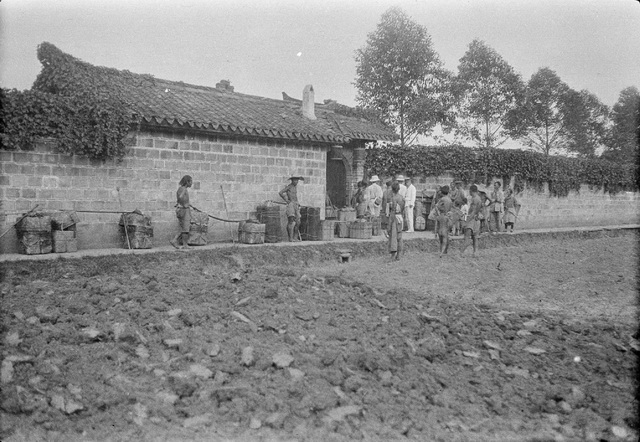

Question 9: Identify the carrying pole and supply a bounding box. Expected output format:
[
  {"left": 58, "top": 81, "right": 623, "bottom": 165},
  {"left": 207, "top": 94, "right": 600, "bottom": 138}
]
[
  {"left": 117, "top": 188, "right": 132, "bottom": 250},
  {"left": 0, "top": 205, "right": 40, "bottom": 239},
  {"left": 220, "top": 185, "right": 235, "bottom": 244}
]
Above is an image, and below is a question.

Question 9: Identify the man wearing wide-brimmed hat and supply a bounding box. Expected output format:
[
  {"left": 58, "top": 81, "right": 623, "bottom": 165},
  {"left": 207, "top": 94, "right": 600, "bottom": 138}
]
[
  {"left": 279, "top": 176, "right": 304, "bottom": 241},
  {"left": 365, "top": 175, "right": 383, "bottom": 217}
]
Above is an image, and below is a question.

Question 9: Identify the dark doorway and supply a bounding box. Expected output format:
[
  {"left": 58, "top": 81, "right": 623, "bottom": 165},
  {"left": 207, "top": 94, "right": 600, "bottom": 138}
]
[{"left": 326, "top": 158, "right": 347, "bottom": 208}]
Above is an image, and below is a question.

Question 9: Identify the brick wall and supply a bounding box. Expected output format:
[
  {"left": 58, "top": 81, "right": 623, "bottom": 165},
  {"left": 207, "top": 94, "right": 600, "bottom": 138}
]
[
  {"left": 2, "top": 136, "right": 638, "bottom": 254},
  {"left": 0, "top": 131, "right": 328, "bottom": 253},
  {"left": 372, "top": 173, "right": 639, "bottom": 230}
]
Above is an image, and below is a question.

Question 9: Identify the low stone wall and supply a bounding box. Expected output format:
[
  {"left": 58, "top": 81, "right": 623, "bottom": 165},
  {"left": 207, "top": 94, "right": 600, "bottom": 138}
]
[
  {"left": 410, "top": 175, "right": 639, "bottom": 231},
  {"left": 0, "top": 131, "right": 328, "bottom": 253}
]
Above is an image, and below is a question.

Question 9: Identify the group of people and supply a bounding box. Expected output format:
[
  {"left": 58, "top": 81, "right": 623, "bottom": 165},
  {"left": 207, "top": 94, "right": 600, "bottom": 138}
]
[
  {"left": 431, "top": 180, "right": 522, "bottom": 257},
  {"left": 349, "top": 174, "right": 419, "bottom": 260},
  {"left": 171, "top": 174, "right": 521, "bottom": 259},
  {"left": 172, "top": 174, "right": 306, "bottom": 247}
]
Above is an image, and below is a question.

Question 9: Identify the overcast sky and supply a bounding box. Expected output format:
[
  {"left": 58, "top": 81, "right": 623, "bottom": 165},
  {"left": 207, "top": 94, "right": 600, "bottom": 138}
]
[{"left": 1, "top": 0, "right": 638, "bottom": 108}]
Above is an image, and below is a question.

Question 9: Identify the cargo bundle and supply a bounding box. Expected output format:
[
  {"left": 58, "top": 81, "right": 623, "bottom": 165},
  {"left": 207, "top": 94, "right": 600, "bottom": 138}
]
[
  {"left": 299, "top": 206, "right": 321, "bottom": 241},
  {"left": 238, "top": 220, "right": 265, "bottom": 244},
  {"left": 319, "top": 220, "right": 335, "bottom": 241},
  {"left": 188, "top": 211, "right": 209, "bottom": 246},
  {"left": 15, "top": 213, "right": 52, "bottom": 255},
  {"left": 256, "top": 203, "right": 287, "bottom": 243},
  {"left": 119, "top": 210, "right": 153, "bottom": 249},
  {"left": 48, "top": 211, "right": 79, "bottom": 253}
]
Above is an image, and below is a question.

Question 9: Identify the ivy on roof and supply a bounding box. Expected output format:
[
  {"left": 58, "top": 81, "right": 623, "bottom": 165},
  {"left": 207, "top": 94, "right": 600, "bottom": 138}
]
[{"left": 1, "top": 42, "right": 136, "bottom": 160}]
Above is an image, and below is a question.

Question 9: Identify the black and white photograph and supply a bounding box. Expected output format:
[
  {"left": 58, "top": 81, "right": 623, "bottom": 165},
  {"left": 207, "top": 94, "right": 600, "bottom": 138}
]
[{"left": 1, "top": 0, "right": 638, "bottom": 440}]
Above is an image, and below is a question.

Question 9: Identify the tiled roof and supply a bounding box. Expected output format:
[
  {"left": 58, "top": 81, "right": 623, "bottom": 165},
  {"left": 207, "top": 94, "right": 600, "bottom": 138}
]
[{"left": 60, "top": 55, "right": 398, "bottom": 143}]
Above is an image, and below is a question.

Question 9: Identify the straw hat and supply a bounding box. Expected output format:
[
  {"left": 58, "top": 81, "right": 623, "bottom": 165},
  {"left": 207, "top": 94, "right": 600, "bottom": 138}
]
[
  {"left": 369, "top": 175, "right": 380, "bottom": 182},
  {"left": 395, "top": 174, "right": 405, "bottom": 181}
]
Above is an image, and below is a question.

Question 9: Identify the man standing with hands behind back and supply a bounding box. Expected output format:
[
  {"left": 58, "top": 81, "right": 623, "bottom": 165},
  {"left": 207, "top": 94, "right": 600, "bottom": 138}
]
[
  {"left": 404, "top": 176, "right": 416, "bottom": 232},
  {"left": 279, "top": 176, "right": 304, "bottom": 242}
]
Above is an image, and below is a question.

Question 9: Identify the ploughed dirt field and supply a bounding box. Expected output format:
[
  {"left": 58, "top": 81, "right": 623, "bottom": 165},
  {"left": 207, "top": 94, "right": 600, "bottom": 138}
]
[{"left": 1, "top": 230, "right": 638, "bottom": 441}]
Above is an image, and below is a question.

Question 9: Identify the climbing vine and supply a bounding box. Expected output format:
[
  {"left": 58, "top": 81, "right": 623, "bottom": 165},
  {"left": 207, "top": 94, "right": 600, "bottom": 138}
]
[
  {"left": 365, "top": 144, "right": 638, "bottom": 196},
  {"left": 1, "top": 42, "right": 139, "bottom": 160}
]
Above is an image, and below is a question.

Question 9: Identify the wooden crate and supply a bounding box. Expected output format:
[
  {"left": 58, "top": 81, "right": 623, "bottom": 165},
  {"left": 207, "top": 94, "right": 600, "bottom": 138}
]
[
  {"left": 319, "top": 220, "right": 335, "bottom": 241},
  {"left": 52, "top": 230, "right": 77, "bottom": 253},
  {"left": 349, "top": 221, "right": 372, "bottom": 239}
]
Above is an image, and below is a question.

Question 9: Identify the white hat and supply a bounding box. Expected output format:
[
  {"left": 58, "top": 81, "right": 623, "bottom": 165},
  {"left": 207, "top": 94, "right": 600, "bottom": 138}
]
[
  {"left": 369, "top": 175, "right": 380, "bottom": 182},
  {"left": 395, "top": 174, "right": 405, "bottom": 181}
]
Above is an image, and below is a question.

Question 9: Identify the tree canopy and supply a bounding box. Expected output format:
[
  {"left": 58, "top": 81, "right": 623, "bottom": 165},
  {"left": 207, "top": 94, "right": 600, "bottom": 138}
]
[
  {"left": 505, "top": 68, "right": 571, "bottom": 155},
  {"left": 354, "top": 7, "right": 453, "bottom": 147},
  {"left": 602, "top": 86, "right": 640, "bottom": 163},
  {"left": 453, "top": 39, "right": 524, "bottom": 149},
  {"left": 561, "top": 89, "right": 609, "bottom": 158}
]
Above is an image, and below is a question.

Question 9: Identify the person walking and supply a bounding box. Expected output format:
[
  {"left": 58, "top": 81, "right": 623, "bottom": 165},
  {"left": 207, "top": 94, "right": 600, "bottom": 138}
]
[
  {"left": 387, "top": 181, "right": 405, "bottom": 260},
  {"left": 430, "top": 186, "right": 444, "bottom": 239},
  {"left": 489, "top": 181, "right": 504, "bottom": 233},
  {"left": 170, "top": 175, "right": 193, "bottom": 249},
  {"left": 404, "top": 176, "right": 416, "bottom": 232},
  {"left": 279, "top": 176, "right": 304, "bottom": 242},
  {"left": 503, "top": 188, "right": 521, "bottom": 233},
  {"left": 461, "top": 184, "right": 483, "bottom": 257},
  {"left": 435, "top": 185, "right": 453, "bottom": 257}
]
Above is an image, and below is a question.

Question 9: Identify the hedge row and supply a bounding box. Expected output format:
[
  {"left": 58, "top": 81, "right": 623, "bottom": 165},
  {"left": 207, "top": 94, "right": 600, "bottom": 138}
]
[{"left": 365, "top": 144, "right": 639, "bottom": 197}]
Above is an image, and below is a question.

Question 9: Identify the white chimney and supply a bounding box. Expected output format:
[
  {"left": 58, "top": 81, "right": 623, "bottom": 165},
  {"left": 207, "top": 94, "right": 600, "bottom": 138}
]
[{"left": 302, "top": 85, "right": 316, "bottom": 120}]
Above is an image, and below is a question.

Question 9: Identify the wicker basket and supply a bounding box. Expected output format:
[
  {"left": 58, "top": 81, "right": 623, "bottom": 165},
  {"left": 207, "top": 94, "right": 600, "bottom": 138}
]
[
  {"left": 335, "top": 221, "right": 350, "bottom": 238},
  {"left": 50, "top": 211, "right": 79, "bottom": 230},
  {"left": 122, "top": 225, "right": 153, "bottom": 249},
  {"left": 188, "top": 224, "right": 208, "bottom": 246},
  {"left": 238, "top": 222, "right": 265, "bottom": 244},
  {"left": 319, "top": 220, "right": 335, "bottom": 241},
  {"left": 371, "top": 216, "right": 381, "bottom": 236},
  {"left": 338, "top": 208, "right": 357, "bottom": 222},
  {"left": 349, "top": 220, "right": 372, "bottom": 239}
]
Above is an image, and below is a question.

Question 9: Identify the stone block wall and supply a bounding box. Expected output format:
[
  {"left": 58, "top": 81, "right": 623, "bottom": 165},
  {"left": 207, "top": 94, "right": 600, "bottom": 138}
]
[
  {"left": 411, "top": 174, "right": 639, "bottom": 230},
  {"left": 0, "top": 131, "right": 328, "bottom": 253}
]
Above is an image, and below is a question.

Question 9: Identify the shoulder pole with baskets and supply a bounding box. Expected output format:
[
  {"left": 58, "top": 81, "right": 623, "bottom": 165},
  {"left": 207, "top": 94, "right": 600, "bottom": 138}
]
[{"left": 0, "top": 205, "right": 40, "bottom": 239}]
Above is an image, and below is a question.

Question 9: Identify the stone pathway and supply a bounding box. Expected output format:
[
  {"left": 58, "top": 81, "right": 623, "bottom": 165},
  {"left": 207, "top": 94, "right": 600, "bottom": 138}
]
[{"left": 1, "top": 224, "right": 638, "bottom": 263}]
